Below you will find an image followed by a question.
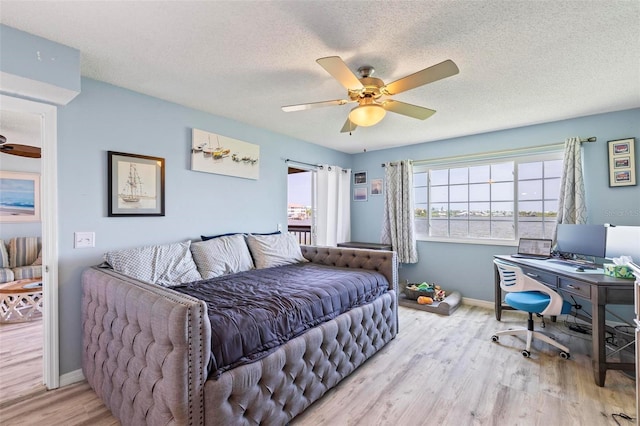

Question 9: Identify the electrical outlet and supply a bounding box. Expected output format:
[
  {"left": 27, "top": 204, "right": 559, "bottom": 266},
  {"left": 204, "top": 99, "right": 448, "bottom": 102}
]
[
  {"left": 277, "top": 223, "right": 282, "bottom": 232},
  {"left": 74, "top": 232, "right": 95, "bottom": 248}
]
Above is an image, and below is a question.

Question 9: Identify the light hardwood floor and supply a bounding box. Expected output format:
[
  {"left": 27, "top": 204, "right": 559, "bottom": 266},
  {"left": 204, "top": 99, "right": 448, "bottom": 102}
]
[
  {"left": 0, "top": 305, "right": 635, "bottom": 425},
  {"left": 0, "top": 318, "right": 45, "bottom": 405}
]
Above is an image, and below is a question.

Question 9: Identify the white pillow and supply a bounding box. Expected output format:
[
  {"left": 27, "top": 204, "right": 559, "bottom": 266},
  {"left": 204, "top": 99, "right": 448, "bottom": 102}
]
[
  {"left": 190, "top": 234, "right": 254, "bottom": 279},
  {"left": 246, "top": 233, "right": 308, "bottom": 269},
  {"left": 104, "top": 240, "right": 202, "bottom": 287}
]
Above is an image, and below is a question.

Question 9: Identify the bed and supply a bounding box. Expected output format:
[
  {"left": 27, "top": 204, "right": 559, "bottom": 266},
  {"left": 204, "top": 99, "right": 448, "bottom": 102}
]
[{"left": 82, "top": 243, "right": 397, "bottom": 425}]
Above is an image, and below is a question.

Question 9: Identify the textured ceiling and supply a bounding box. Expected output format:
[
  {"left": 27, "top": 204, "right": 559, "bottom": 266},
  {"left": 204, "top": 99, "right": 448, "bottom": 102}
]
[{"left": 1, "top": 1, "right": 639, "bottom": 154}]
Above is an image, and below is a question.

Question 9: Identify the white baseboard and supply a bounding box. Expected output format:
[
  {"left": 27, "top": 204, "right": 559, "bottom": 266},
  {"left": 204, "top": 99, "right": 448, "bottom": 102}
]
[
  {"left": 461, "top": 297, "right": 495, "bottom": 310},
  {"left": 59, "top": 369, "right": 85, "bottom": 387}
]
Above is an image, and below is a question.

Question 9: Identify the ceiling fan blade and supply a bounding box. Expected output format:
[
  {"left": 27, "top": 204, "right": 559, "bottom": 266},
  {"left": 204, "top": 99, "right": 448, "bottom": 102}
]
[
  {"left": 340, "top": 118, "right": 357, "bottom": 133},
  {"left": 0, "top": 144, "right": 41, "bottom": 158},
  {"left": 383, "top": 100, "right": 436, "bottom": 120},
  {"left": 316, "top": 56, "right": 364, "bottom": 91},
  {"left": 383, "top": 60, "right": 459, "bottom": 95},
  {"left": 282, "top": 99, "right": 353, "bottom": 112}
]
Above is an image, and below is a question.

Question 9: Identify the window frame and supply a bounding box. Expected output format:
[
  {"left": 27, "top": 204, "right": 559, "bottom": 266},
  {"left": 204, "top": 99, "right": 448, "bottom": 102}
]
[{"left": 413, "top": 149, "right": 564, "bottom": 246}]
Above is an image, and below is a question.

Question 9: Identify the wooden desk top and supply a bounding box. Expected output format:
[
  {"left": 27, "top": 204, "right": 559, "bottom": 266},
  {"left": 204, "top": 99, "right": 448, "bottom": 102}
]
[{"left": 494, "top": 255, "right": 634, "bottom": 287}]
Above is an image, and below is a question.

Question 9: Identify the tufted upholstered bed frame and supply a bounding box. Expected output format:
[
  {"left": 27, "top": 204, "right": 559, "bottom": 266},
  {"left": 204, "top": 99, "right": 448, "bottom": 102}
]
[{"left": 82, "top": 245, "right": 398, "bottom": 425}]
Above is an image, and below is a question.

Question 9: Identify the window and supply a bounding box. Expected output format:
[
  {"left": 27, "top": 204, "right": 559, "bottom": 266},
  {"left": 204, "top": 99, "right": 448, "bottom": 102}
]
[{"left": 414, "top": 151, "right": 563, "bottom": 243}]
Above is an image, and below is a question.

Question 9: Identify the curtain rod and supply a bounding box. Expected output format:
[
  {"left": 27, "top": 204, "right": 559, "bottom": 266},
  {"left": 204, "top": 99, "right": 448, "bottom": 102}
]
[
  {"left": 381, "top": 136, "right": 597, "bottom": 168},
  {"left": 285, "top": 158, "right": 319, "bottom": 169},
  {"left": 285, "top": 158, "right": 348, "bottom": 172}
]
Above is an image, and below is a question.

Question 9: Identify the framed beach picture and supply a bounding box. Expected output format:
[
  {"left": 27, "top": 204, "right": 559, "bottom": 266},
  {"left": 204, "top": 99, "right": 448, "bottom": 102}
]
[
  {"left": 353, "top": 186, "right": 368, "bottom": 201},
  {"left": 0, "top": 171, "right": 40, "bottom": 222},
  {"left": 607, "top": 138, "right": 636, "bottom": 187},
  {"left": 108, "top": 151, "right": 165, "bottom": 216}
]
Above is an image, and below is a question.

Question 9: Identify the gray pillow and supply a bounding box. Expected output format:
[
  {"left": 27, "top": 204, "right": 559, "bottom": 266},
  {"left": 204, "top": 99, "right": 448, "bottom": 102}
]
[
  {"left": 190, "top": 234, "right": 254, "bottom": 279},
  {"left": 246, "top": 233, "right": 308, "bottom": 269},
  {"left": 104, "top": 240, "right": 202, "bottom": 287}
]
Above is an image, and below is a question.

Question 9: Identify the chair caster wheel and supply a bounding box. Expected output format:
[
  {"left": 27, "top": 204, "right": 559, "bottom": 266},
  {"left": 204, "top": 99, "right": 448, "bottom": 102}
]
[
  {"left": 560, "top": 351, "right": 570, "bottom": 359},
  {"left": 491, "top": 335, "right": 499, "bottom": 342},
  {"left": 521, "top": 350, "right": 531, "bottom": 358}
]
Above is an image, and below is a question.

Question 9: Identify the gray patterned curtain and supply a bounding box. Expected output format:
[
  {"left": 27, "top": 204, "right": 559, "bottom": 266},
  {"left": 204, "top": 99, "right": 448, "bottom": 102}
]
[
  {"left": 556, "top": 137, "right": 587, "bottom": 230},
  {"left": 381, "top": 160, "right": 418, "bottom": 263}
]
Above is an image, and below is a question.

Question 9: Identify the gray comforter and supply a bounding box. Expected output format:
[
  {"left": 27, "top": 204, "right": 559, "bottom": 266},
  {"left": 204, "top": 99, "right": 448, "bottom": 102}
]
[{"left": 172, "top": 262, "right": 389, "bottom": 378}]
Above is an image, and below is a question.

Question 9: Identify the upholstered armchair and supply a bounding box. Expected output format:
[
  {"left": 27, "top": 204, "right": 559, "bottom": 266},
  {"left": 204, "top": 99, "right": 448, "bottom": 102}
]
[{"left": 0, "top": 237, "right": 42, "bottom": 284}]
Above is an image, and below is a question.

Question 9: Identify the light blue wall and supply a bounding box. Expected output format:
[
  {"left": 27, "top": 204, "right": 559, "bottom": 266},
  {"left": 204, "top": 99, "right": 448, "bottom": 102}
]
[
  {"left": 0, "top": 24, "right": 81, "bottom": 94},
  {"left": 56, "top": 78, "right": 350, "bottom": 374},
  {"left": 351, "top": 109, "right": 640, "bottom": 301}
]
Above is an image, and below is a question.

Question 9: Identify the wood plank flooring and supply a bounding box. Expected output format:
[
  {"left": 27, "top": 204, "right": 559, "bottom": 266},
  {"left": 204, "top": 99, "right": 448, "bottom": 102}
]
[
  {"left": 0, "top": 318, "right": 45, "bottom": 404},
  {"left": 0, "top": 305, "right": 635, "bottom": 425}
]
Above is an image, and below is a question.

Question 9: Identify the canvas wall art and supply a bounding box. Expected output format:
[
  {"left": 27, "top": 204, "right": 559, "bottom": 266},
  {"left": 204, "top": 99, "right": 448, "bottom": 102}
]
[
  {"left": 191, "top": 128, "right": 260, "bottom": 180},
  {"left": 0, "top": 171, "right": 40, "bottom": 222}
]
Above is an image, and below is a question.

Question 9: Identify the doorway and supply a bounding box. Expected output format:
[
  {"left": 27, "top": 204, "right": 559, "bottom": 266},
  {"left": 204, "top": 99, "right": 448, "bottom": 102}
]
[
  {"left": 0, "top": 94, "right": 59, "bottom": 396},
  {"left": 287, "top": 167, "right": 315, "bottom": 245},
  {"left": 0, "top": 108, "right": 44, "bottom": 402}
]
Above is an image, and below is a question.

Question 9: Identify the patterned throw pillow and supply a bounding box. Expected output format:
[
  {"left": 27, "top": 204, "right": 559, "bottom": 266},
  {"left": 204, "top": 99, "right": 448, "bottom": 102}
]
[
  {"left": 246, "top": 233, "right": 308, "bottom": 269},
  {"left": 104, "top": 241, "right": 202, "bottom": 287},
  {"left": 190, "top": 234, "right": 254, "bottom": 279}
]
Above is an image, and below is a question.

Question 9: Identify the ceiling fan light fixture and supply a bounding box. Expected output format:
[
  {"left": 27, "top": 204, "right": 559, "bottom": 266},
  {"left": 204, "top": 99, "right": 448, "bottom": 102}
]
[{"left": 348, "top": 104, "right": 386, "bottom": 127}]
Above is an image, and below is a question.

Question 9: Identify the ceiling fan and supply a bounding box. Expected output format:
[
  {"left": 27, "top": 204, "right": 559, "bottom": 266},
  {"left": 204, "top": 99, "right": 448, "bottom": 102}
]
[
  {"left": 0, "top": 134, "right": 41, "bottom": 158},
  {"left": 282, "top": 56, "right": 459, "bottom": 133}
]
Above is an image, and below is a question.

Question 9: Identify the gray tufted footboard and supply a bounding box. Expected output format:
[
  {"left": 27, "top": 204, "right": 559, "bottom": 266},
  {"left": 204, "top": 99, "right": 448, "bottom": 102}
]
[{"left": 82, "top": 247, "right": 397, "bottom": 425}]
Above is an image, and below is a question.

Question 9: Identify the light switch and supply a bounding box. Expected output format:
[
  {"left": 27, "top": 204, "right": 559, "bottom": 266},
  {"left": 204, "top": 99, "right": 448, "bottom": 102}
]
[{"left": 74, "top": 232, "right": 95, "bottom": 248}]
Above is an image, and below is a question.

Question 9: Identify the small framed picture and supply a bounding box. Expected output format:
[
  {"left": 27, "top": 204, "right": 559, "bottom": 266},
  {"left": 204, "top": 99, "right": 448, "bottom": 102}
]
[
  {"left": 353, "top": 171, "right": 367, "bottom": 185},
  {"left": 607, "top": 138, "right": 636, "bottom": 187},
  {"left": 108, "top": 151, "right": 165, "bottom": 216},
  {"left": 370, "top": 178, "right": 383, "bottom": 196},
  {"left": 0, "top": 171, "right": 41, "bottom": 223},
  {"left": 353, "top": 186, "right": 368, "bottom": 201}
]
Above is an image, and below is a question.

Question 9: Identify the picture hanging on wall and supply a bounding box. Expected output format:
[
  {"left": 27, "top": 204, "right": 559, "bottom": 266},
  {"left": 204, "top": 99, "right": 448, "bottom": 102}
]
[
  {"left": 370, "top": 178, "right": 383, "bottom": 196},
  {"left": 353, "top": 186, "right": 368, "bottom": 201},
  {"left": 191, "top": 128, "right": 260, "bottom": 180},
  {"left": 108, "top": 151, "right": 165, "bottom": 217},
  {"left": 607, "top": 138, "right": 636, "bottom": 187},
  {"left": 353, "top": 171, "right": 367, "bottom": 185},
  {"left": 0, "top": 171, "right": 40, "bottom": 223}
]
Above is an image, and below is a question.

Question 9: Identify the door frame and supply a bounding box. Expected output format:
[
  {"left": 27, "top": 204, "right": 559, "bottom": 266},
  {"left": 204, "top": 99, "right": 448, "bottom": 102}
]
[{"left": 1, "top": 94, "right": 59, "bottom": 389}]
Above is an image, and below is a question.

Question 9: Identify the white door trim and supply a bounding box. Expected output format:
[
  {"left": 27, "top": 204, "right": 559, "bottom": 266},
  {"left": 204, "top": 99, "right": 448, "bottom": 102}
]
[{"left": 0, "top": 94, "right": 59, "bottom": 389}]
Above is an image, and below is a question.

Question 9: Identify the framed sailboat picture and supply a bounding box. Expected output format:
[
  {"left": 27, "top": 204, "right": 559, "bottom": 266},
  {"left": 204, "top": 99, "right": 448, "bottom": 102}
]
[{"left": 108, "top": 151, "right": 165, "bottom": 217}]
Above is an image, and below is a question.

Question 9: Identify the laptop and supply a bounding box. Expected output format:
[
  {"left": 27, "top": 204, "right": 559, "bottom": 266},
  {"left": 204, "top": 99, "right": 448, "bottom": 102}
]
[{"left": 511, "top": 238, "right": 553, "bottom": 259}]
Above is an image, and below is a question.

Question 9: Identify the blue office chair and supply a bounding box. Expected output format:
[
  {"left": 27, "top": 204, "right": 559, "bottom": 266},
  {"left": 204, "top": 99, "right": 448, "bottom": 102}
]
[{"left": 492, "top": 259, "right": 572, "bottom": 358}]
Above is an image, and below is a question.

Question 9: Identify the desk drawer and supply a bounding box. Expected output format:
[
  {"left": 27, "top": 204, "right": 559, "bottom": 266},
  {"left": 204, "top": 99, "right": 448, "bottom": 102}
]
[
  {"left": 559, "top": 277, "right": 591, "bottom": 299},
  {"left": 521, "top": 267, "right": 557, "bottom": 287}
]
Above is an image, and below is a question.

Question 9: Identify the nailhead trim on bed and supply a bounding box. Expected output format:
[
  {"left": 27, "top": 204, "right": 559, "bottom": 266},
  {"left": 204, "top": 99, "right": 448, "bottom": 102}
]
[{"left": 82, "top": 268, "right": 210, "bottom": 425}]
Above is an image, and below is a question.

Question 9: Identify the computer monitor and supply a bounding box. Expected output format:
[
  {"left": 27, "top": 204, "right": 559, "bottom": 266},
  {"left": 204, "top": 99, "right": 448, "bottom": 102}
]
[
  {"left": 605, "top": 225, "right": 640, "bottom": 263},
  {"left": 555, "top": 224, "right": 606, "bottom": 258}
]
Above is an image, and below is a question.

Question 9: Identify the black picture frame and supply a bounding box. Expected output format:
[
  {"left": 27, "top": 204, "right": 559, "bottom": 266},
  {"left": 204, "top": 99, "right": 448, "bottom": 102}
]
[
  {"left": 108, "top": 151, "right": 165, "bottom": 216},
  {"left": 607, "top": 138, "right": 636, "bottom": 187},
  {"left": 353, "top": 171, "right": 367, "bottom": 185}
]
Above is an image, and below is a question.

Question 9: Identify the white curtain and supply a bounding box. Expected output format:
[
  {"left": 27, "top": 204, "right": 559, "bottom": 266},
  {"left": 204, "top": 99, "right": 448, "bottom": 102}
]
[
  {"left": 315, "top": 165, "right": 351, "bottom": 246},
  {"left": 381, "top": 160, "right": 418, "bottom": 263},
  {"left": 556, "top": 137, "right": 587, "bottom": 228}
]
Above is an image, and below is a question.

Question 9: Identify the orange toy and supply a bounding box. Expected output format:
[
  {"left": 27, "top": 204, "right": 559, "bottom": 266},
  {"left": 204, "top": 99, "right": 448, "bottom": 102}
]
[{"left": 417, "top": 296, "right": 433, "bottom": 305}]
